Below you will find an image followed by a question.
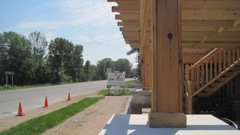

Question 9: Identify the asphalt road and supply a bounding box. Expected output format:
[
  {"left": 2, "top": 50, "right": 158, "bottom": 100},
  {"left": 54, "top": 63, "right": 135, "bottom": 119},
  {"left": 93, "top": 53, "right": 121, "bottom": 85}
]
[{"left": 0, "top": 80, "right": 108, "bottom": 117}]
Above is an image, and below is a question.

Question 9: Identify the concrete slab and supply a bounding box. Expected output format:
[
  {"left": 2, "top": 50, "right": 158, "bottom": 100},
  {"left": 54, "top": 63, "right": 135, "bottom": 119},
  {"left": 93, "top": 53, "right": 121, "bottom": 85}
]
[{"left": 99, "top": 114, "right": 240, "bottom": 135}]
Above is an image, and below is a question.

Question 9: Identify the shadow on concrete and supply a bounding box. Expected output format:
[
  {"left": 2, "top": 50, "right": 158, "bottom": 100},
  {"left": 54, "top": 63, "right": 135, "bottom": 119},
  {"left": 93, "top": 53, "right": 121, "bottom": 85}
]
[{"left": 101, "top": 114, "right": 239, "bottom": 135}]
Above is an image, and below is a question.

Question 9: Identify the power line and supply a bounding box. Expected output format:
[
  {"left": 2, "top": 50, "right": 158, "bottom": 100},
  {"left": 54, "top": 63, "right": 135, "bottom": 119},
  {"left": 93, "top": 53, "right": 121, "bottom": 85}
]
[{"left": 79, "top": 38, "right": 123, "bottom": 45}]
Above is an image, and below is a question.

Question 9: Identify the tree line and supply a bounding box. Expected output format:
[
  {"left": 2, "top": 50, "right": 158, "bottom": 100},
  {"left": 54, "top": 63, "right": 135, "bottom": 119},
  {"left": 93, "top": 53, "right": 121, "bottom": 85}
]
[{"left": 0, "top": 31, "right": 138, "bottom": 86}]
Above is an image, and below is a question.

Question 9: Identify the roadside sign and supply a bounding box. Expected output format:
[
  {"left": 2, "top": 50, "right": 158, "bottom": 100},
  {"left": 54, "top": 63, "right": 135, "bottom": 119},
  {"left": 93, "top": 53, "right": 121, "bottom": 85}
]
[{"left": 107, "top": 72, "right": 125, "bottom": 86}]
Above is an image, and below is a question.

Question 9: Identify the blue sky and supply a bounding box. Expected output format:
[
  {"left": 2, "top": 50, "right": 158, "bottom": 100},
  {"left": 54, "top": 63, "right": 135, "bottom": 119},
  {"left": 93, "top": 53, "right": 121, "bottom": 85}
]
[{"left": 0, "top": 0, "right": 137, "bottom": 67}]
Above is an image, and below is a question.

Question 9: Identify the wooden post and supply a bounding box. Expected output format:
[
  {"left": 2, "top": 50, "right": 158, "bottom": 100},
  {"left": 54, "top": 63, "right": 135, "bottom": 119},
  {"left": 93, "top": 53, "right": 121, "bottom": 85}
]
[
  {"left": 185, "top": 64, "right": 193, "bottom": 114},
  {"left": 140, "top": 49, "right": 145, "bottom": 84},
  {"left": 143, "top": 47, "right": 152, "bottom": 90},
  {"left": 148, "top": 0, "right": 186, "bottom": 128}
]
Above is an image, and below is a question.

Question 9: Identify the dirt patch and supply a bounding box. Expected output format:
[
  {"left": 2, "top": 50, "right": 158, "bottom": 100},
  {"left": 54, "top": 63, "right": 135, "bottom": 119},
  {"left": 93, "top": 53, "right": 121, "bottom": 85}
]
[
  {"left": 0, "top": 91, "right": 99, "bottom": 132},
  {"left": 43, "top": 96, "right": 131, "bottom": 135}
]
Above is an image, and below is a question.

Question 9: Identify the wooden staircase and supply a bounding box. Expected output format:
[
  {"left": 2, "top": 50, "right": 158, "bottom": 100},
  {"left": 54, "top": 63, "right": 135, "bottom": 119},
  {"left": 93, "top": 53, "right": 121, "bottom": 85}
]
[{"left": 185, "top": 48, "right": 240, "bottom": 114}]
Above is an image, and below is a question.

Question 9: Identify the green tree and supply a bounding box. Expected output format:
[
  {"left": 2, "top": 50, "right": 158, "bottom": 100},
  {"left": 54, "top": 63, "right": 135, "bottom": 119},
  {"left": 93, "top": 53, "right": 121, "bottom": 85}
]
[
  {"left": 47, "top": 38, "right": 84, "bottom": 83},
  {"left": 28, "top": 31, "right": 49, "bottom": 84},
  {"left": 115, "top": 58, "right": 132, "bottom": 78},
  {"left": 96, "top": 58, "right": 115, "bottom": 80},
  {"left": 48, "top": 38, "right": 74, "bottom": 83},
  {"left": 0, "top": 31, "right": 33, "bottom": 85},
  {"left": 83, "top": 60, "right": 91, "bottom": 81},
  {"left": 72, "top": 45, "right": 84, "bottom": 82},
  {"left": 127, "top": 48, "right": 140, "bottom": 79}
]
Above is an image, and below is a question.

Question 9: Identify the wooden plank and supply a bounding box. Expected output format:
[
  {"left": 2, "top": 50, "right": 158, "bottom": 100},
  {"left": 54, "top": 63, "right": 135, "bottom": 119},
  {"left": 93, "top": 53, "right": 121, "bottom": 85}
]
[
  {"left": 185, "top": 64, "right": 190, "bottom": 81},
  {"left": 140, "top": 0, "right": 151, "bottom": 48},
  {"left": 223, "top": 49, "right": 226, "bottom": 69},
  {"left": 182, "top": 9, "right": 240, "bottom": 20},
  {"left": 228, "top": 49, "right": 231, "bottom": 66},
  {"left": 233, "top": 48, "right": 235, "bottom": 63},
  {"left": 182, "top": 1, "right": 240, "bottom": 10},
  {"left": 201, "top": 64, "right": 204, "bottom": 87},
  {"left": 206, "top": 60, "right": 208, "bottom": 83},
  {"left": 143, "top": 47, "right": 152, "bottom": 88},
  {"left": 215, "top": 55, "right": 217, "bottom": 77},
  {"left": 191, "top": 70, "right": 195, "bottom": 93},
  {"left": 183, "top": 43, "right": 240, "bottom": 48},
  {"left": 115, "top": 14, "right": 140, "bottom": 20},
  {"left": 237, "top": 48, "right": 240, "bottom": 59},
  {"left": 232, "top": 20, "right": 240, "bottom": 27},
  {"left": 210, "top": 57, "right": 213, "bottom": 80},
  {"left": 197, "top": 66, "right": 200, "bottom": 89},
  {"left": 219, "top": 51, "right": 222, "bottom": 72}
]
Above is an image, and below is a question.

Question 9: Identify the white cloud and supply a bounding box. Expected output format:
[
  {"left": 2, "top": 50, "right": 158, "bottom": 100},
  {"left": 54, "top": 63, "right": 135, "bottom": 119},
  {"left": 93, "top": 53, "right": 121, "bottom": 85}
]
[
  {"left": 16, "top": 21, "right": 62, "bottom": 30},
  {"left": 59, "top": 0, "right": 117, "bottom": 28},
  {"left": 15, "top": 1, "right": 118, "bottom": 31},
  {"left": 44, "top": 32, "right": 56, "bottom": 41}
]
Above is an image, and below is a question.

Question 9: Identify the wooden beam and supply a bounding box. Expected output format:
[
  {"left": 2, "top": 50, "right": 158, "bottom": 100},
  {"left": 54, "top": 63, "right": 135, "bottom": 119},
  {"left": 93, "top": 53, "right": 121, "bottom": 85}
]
[
  {"left": 183, "top": 43, "right": 240, "bottom": 48},
  {"left": 112, "top": 6, "right": 139, "bottom": 13},
  {"left": 115, "top": 14, "right": 140, "bottom": 20},
  {"left": 130, "top": 43, "right": 140, "bottom": 48},
  {"left": 120, "top": 27, "right": 139, "bottom": 32},
  {"left": 183, "top": 53, "right": 207, "bottom": 64},
  {"left": 183, "top": 35, "right": 240, "bottom": 42},
  {"left": 117, "top": 21, "right": 140, "bottom": 27},
  {"left": 182, "top": 0, "right": 240, "bottom": 10},
  {"left": 217, "top": 27, "right": 225, "bottom": 33},
  {"left": 232, "top": 20, "right": 240, "bottom": 27},
  {"left": 182, "top": 9, "right": 240, "bottom": 20},
  {"left": 182, "top": 20, "right": 234, "bottom": 27},
  {"left": 140, "top": 0, "right": 151, "bottom": 48}
]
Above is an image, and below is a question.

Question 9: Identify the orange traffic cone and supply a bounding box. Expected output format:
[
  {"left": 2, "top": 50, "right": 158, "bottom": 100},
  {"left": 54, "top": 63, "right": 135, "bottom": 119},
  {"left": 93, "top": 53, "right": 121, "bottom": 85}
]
[
  {"left": 44, "top": 96, "right": 48, "bottom": 108},
  {"left": 68, "top": 92, "right": 71, "bottom": 101},
  {"left": 17, "top": 102, "right": 24, "bottom": 116}
]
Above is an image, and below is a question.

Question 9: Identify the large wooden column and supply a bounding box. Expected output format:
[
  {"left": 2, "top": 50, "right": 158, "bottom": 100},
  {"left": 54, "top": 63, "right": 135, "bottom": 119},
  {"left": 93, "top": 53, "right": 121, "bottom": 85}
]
[
  {"left": 148, "top": 0, "right": 186, "bottom": 128},
  {"left": 142, "top": 47, "right": 152, "bottom": 90}
]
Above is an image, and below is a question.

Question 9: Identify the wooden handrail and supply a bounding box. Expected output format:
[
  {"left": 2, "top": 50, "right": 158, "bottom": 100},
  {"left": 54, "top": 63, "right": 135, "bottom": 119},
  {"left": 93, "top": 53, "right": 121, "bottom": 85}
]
[
  {"left": 186, "top": 47, "right": 240, "bottom": 97},
  {"left": 189, "top": 48, "right": 222, "bottom": 70},
  {"left": 192, "top": 60, "right": 240, "bottom": 97},
  {"left": 185, "top": 47, "right": 240, "bottom": 114}
]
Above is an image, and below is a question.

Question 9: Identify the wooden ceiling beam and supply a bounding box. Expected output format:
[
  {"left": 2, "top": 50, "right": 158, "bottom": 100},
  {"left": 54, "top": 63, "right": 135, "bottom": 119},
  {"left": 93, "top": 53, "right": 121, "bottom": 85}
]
[
  {"left": 232, "top": 20, "right": 240, "bottom": 27},
  {"left": 183, "top": 36, "right": 240, "bottom": 42},
  {"left": 112, "top": 6, "right": 139, "bottom": 13},
  {"left": 117, "top": 21, "right": 140, "bottom": 27},
  {"left": 182, "top": 20, "right": 234, "bottom": 27},
  {"left": 182, "top": 9, "right": 240, "bottom": 20},
  {"left": 183, "top": 43, "right": 240, "bottom": 48},
  {"left": 115, "top": 14, "right": 140, "bottom": 20},
  {"left": 182, "top": 1, "right": 240, "bottom": 10}
]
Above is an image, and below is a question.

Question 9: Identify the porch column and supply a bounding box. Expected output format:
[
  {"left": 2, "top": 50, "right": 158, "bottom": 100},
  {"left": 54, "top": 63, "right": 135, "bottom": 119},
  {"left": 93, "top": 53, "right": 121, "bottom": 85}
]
[
  {"left": 148, "top": 0, "right": 186, "bottom": 128},
  {"left": 142, "top": 47, "right": 152, "bottom": 90}
]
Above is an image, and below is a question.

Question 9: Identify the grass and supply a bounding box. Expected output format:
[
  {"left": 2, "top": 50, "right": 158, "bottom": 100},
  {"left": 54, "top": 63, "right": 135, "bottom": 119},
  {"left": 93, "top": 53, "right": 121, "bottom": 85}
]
[
  {"left": 0, "top": 84, "right": 53, "bottom": 91},
  {"left": 0, "top": 97, "right": 103, "bottom": 135},
  {"left": 125, "top": 80, "right": 136, "bottom": 88},
  {"left": 98, "top": 89, "right": 130, "bottom": 96},
  {"left": 98, "top": 80, "right": 135, "bottom": 96}
]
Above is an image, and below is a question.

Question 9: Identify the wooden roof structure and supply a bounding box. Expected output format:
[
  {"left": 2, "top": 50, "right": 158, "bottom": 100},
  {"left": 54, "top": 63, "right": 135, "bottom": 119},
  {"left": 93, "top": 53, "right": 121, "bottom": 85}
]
[{"left": 108, "top": 0, "right": 240, "bottom": 63}]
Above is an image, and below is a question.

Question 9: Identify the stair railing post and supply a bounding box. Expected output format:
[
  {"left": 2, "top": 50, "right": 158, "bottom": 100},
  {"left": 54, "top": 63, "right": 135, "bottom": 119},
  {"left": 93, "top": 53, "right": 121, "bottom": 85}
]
[{"left": 186, "top": 64, "right": 193, "bottom": 114}]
